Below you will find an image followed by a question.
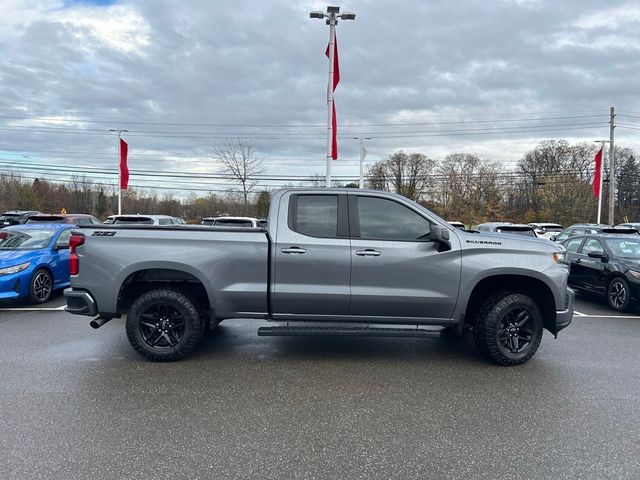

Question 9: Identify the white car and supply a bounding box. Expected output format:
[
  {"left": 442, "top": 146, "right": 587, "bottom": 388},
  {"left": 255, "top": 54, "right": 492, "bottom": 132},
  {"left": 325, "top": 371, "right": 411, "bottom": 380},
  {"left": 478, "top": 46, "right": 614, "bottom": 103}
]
[
  {"left": 528, "top": 223, "right": 564, "bottom": 240},
  {"left": 103, "top": 214, "right": 181, "bottom": 225},
  {"left": 201, "top": 216, "right": 262, "bottom": 228}
]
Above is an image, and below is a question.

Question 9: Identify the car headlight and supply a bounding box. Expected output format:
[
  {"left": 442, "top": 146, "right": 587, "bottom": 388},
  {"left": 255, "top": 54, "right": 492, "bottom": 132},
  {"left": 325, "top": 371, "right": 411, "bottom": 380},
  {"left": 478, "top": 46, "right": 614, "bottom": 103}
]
[
  {"left": 0, "top": 262, "right": 31, "bottom": 276},
  {"left": 628, "top": 270, "right": 640, "bottom": 281},
  {"left": 552, "top": 252, "right": 567, "bottom": 264}
]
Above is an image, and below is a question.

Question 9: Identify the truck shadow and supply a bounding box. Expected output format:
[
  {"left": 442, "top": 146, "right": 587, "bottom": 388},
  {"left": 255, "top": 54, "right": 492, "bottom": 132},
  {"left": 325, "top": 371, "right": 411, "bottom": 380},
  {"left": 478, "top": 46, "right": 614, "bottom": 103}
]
[{"left": 193, "top": 323, "right": 485, "bottom": 365}]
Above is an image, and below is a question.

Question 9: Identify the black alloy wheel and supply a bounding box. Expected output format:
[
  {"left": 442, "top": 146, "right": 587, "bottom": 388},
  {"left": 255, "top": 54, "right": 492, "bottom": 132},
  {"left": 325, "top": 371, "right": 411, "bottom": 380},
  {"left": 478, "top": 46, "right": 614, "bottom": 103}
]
[
  {"left": 29, "top": 269, "right": 52, "bottom": 304},
  {"left": 473, "top": 292, "right": 543, "bottom": 366},
  {"left": 497, "top": 308, "right": 535, "bottom": 354},
  {"left": 126, "top": 288, "right": 204, "bottom": 361},
  {"left": 138, "top": 303, "right": 186, "bottom": 349},
  {"left": 607, "top": 277, "right": 631, "bottom": 312}
]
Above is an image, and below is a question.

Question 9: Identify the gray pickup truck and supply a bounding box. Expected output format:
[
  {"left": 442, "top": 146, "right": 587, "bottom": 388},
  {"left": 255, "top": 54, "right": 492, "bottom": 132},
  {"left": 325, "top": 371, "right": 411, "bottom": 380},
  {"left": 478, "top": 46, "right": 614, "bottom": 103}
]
[{"left": 64, "top": 188, "right": 573, "bottom": 365}]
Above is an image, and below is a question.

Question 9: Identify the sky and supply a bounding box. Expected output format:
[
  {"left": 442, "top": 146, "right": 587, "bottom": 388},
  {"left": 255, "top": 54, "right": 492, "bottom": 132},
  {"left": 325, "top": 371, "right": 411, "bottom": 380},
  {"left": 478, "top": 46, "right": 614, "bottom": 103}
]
[{"left": 0, "top": 0, "right": 639, "bottom": 196}]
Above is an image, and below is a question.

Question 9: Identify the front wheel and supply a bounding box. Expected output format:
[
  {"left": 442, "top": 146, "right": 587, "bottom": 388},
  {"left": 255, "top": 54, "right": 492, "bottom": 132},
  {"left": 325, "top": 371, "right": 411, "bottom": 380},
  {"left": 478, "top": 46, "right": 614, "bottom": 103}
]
[
  {"left": 126, "top": 289, "right": 204, "bottom": 361},
  {"left": 473, "top": 293, "right": 543, "bottom": 366},
  {"left": 29, "top": 269, "right": 52, "bottom": 304},
  {"left": 607, "top": 277, "right": 631, "bottom": 312}
]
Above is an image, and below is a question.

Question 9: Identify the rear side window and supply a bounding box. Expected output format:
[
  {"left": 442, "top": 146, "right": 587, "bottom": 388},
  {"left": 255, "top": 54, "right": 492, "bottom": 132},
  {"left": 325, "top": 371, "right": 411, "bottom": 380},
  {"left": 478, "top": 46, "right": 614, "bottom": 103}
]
[
  {"left": 564, "top": 237, "right": 583, "bottom": 253},
  {"left": 291, "top": 195, "right": 338, "bottom": 237},
  {"left": 356, "top": 196, "right": 430, "bottom": 241}
]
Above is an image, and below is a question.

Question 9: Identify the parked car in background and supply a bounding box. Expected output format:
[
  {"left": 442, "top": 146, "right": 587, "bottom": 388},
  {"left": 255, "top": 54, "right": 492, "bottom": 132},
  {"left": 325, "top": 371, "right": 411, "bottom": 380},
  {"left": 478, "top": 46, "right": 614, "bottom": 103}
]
[
  {"left": 528, "top": 223, "right": 564, "bottom": 239},
  {"left": 103, "top": 214, "right": 181, "bottom": 225},
  {"left": 0, "top": 210, "right": 42, "bottom": 228},
  {"left": 551, "top": 224, "right": 638, "bottom": 242},
  {"left": 26, "top": 214, "right": 102, "bottom": 225},
  {"left": 0, "top": 224, "right": 74, "bottom": 303},
  {"left": 201, "top": 216, "right": 262, "bottom": 227},
  {"left": 561, "top": 233, "right": 640, "bottom": 312},
  {"left": 474, "top": 222, "right": 537, "bottom": 237},
  {"left": 447, "top": 221, "right": 465, "bottom": 229},
  {"left": 617, "top": 222, "right": 640, "bottom": 231}
]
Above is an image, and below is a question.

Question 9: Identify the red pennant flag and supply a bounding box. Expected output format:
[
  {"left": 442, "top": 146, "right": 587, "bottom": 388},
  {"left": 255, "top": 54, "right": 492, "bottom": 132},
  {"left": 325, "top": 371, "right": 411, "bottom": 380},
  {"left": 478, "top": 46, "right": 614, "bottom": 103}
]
[
  {"left": 325, "top": 36, "right": 340, "bottom": 160},
  {"left": 593, "top": 147, "right": 602, "bottom": 199},
  {"left": 119, "top": 138, "right": 129, "bottom": 190}
]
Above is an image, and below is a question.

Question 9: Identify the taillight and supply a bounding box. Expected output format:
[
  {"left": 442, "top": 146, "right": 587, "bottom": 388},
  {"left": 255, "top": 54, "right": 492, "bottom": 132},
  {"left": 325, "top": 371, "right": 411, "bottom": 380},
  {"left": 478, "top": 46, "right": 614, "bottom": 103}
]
[{"left": 69, "top": 233, "right": 85, "bottom": 276}]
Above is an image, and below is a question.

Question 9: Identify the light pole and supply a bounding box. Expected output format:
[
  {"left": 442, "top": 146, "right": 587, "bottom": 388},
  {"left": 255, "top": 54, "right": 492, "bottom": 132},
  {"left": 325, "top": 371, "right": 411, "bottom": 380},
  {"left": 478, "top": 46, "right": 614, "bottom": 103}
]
[
  {"left": 110, "top": 128, "right": 129, "bottom": 214},
  {"left": 352, "top": 136, "right": 371, "bottom": 189},
  {"left": 310, "top": 6, "right": 356, "bottom": 188}
]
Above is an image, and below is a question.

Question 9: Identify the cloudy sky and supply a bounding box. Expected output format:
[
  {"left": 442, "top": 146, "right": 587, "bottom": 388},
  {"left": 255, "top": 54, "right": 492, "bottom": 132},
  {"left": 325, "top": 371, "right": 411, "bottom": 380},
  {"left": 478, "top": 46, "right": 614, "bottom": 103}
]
[{"left": 1, "top": 0, "right": 639, "bottom": 195}]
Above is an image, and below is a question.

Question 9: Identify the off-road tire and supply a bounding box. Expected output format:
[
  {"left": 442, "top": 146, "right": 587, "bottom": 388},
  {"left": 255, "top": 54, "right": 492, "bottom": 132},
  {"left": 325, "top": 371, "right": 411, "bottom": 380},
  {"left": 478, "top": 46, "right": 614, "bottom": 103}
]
[
  {"left": 473, "top": 292, "right": 543, "bottom": 366},
  {"left": 126, "top": 288, "right": 204, "bottom": 362},
  {"left": 607, "top": 277, "right": 631, "bottom": 312},
  {"left": 28, "top": 269, "right": 52, "bottom": 304}
]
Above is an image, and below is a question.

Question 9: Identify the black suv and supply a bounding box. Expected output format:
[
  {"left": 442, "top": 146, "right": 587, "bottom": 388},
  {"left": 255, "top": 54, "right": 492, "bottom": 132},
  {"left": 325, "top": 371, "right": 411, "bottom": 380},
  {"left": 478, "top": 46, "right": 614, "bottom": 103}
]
[
  {"left": 561, "top": 233, "right": 640, "bottom": 312},
  {"left": 0, "top": 210, "right": 42, "bottom": 228}
]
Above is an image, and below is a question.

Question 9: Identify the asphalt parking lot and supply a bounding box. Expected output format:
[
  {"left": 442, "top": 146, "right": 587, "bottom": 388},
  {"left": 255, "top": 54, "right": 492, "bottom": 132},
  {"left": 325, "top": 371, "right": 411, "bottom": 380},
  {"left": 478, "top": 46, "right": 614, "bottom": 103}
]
[{"left": 0, "top": 295, "right": 639, "bottom": 480}]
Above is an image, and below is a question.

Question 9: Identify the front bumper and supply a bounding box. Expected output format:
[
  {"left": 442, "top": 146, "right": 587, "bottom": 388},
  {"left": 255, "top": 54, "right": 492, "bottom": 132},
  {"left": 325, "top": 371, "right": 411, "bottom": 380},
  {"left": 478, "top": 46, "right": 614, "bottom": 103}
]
[
  {"left": 555, "top": 287, "right": 574, "bottom": 334},
  {"left": 64, "top": 288, "right": 97, "bottom": 316},
  {"left": 0, "top": 270, "right": 30, "bottom": 300}
]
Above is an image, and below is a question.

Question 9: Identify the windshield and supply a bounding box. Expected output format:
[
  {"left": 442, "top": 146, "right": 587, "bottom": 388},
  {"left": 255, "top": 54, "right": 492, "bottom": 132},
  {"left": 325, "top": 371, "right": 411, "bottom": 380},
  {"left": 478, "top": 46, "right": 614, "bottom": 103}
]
[
  {"left": 113, "top": 217, "right": 154, "bottom": 224},
  {"left": 496, "top": 227, "right": 536, "bottom": 237},
  {"left": 213, "top": 219, "right": 254, "bottom": 227},
  {"left": 604, "top": 238, "right": 640, "bottom": 259},
  {"left": 0, "top": 229, "right": 55, "bottom": 250}
]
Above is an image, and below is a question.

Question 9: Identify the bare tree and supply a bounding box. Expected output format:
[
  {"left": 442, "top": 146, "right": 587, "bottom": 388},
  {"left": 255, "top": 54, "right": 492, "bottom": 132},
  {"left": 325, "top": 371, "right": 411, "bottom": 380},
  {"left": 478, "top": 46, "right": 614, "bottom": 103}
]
[
  {"left": 365, "top": 151, "right": 435, "bottom": 201},
  {"left": 213, "top": 138, "right": 264, "bottom": 204}
]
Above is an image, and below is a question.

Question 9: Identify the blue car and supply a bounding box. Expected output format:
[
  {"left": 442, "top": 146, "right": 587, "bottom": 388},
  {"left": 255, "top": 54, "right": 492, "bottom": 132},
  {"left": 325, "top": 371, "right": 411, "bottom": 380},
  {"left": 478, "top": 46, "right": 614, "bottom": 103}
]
[{"left": 0, "top": 224, "right": 74, "bottom": 304}]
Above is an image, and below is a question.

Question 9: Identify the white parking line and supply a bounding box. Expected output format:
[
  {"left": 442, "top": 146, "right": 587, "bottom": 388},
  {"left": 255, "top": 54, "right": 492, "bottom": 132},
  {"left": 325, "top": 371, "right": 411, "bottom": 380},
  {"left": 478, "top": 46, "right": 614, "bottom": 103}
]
[
  {"left": 0, "top": 306, "right": 66, "bottom": 312},
  {"left": 575, "top": 312, "right": 640, "bottom": 319}
]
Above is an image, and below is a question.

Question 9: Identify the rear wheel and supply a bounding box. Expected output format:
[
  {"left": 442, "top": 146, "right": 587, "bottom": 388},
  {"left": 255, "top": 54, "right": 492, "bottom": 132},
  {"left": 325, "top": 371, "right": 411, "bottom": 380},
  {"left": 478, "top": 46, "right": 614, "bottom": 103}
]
[
  {"left": 607, "top": 277, "right": 631, "bottom": 312},
  {"left": 126, "top": 289, "right": 204, "bottom": 361},
  {"left": 473, "top": 293, "right": 543, "bottom": 366},
  {"left": 29, "top": 269, "right": 52, "bottom": 304}
]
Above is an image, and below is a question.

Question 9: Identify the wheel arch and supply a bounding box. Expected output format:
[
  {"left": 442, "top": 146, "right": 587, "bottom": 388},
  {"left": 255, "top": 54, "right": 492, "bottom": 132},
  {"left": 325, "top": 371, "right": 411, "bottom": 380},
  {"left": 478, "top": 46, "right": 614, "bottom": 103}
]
[
  {"left": 116, "top": 267, "right": 213, "bottom": 319},
  {"left": 464, "top": 274, "right": 557, "bottom": 334}
]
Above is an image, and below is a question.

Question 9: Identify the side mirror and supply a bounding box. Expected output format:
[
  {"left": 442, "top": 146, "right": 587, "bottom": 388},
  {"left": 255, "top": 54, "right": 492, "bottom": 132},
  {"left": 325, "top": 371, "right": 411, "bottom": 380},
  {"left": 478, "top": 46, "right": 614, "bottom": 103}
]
[
  {"left": 429, "top": 226, "right": 451, "bottom": 252},
  {"left": 54, "top": 243, "right": 69, "bottom": 250},
  {"left": 587, "top": 251, "right": 608, "bottom": 261},
  {"left": 549, "top": 236, "right": 556, "bottom": 242}
]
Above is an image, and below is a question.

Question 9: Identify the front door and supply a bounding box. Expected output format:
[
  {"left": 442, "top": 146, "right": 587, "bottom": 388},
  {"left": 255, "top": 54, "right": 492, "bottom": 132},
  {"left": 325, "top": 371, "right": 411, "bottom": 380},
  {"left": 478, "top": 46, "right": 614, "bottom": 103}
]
[{"left": 348, "top": 193, "right": 461, "bottom": 322}]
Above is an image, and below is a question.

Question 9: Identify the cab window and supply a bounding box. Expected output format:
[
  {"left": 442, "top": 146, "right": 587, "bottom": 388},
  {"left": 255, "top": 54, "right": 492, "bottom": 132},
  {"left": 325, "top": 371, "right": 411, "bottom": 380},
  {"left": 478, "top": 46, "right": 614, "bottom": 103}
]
[
  {"left": 581, "top": 238, "right": 604, "bottom": 255},
  {"left": 564, "top": 237, "right": 583, "bottom": 253},
  {"left": 356, "top": 196, "right": 430, "bottom": 241}
]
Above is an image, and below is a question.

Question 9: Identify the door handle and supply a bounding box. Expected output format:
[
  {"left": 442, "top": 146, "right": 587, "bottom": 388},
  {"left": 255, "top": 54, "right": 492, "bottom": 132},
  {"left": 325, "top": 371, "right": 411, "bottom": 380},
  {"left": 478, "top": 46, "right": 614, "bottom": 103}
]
[
  {"left": 281, "top": 247, "right": 306, "bottom": 254},
  {"left": 355, "top": 249, "right": 381, "bottom": 257},
  {"left": 574, "top": 258, "right": 582, "bottom": 264}
]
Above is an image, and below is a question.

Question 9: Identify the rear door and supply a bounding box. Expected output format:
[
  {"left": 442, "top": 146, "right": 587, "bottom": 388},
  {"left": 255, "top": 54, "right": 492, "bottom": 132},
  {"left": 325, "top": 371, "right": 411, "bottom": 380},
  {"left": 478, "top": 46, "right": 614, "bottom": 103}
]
[
  {"left": 272, "top": 192, "right": 351, "bottom": 317},
  {"left": 348, "top": 193, "right": 461, "bottom": 321}
]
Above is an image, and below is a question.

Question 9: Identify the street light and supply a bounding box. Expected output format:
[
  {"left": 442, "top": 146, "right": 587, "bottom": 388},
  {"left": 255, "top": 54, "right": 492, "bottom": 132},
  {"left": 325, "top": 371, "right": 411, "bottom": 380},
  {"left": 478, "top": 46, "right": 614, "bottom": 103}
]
[
  {"left": 309, "top": 6, "right": 356, "bottom": 188},
  {"left": 352, "top": 137, "right": 371, "bottom": 189}
]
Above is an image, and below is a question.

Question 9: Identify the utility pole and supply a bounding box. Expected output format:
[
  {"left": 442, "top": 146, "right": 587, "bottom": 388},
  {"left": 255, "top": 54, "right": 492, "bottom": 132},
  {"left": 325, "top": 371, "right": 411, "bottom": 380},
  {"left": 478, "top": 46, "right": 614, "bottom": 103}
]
[
  {"left": 608, "top": 106, "right": 616, "bottom": 225},
  {"left": 352, "top": 136, "right": 371, "bottom": 189},
  {"left": 310, "top": 6, "right": 356, "bottom": 188},
  {"left": 594, "top": 140, "right": 609, "bottom": 225},
  {"left": 109, "top": 128, "right": 128, "bottom": 215}
]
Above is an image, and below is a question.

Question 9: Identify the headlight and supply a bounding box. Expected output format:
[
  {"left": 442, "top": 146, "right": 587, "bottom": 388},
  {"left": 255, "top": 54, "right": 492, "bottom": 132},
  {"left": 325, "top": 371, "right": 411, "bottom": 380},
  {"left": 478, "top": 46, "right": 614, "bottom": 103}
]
[
  {"left": 0, "top": 262, "right": 31, "bottom": 276},
  {"left": 628, "top": 270, "right": 640, "bottom": 281},
  {"left": 552, "top": 252, "right": 566, "bottom": 264}
]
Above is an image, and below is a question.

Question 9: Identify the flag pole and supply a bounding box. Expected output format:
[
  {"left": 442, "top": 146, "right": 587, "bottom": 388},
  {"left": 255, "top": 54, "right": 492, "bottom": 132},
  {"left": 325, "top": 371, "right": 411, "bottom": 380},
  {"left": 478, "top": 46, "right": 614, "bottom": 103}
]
[
  {"left": 110, "top": 128, "right": 129, "bottom": 215},
  {"left": 597, "top": 143, "right": 604, "bottom": 224},
  {"left": 117, "top": 130, "right": 122, "bottom": 215},
  {"left": 594, "top": 140, "right": 609, "bottom": 225},
  {"left": 326, "top": 15, "right": 336, "bottom": 188}
]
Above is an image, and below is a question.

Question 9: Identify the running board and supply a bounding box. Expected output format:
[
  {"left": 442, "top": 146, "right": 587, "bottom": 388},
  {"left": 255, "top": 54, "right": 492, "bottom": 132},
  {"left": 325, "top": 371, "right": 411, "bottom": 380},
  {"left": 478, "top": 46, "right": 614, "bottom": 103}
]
[{"left": 257, "top": 325, "right": 444, "bottom": 338}]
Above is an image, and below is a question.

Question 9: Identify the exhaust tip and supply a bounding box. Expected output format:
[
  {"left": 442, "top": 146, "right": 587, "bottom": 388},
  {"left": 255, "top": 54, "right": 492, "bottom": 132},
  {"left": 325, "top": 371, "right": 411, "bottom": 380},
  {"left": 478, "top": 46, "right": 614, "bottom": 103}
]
[{"left": 90, "top": 316, "right": 112, "bottom": 329}]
